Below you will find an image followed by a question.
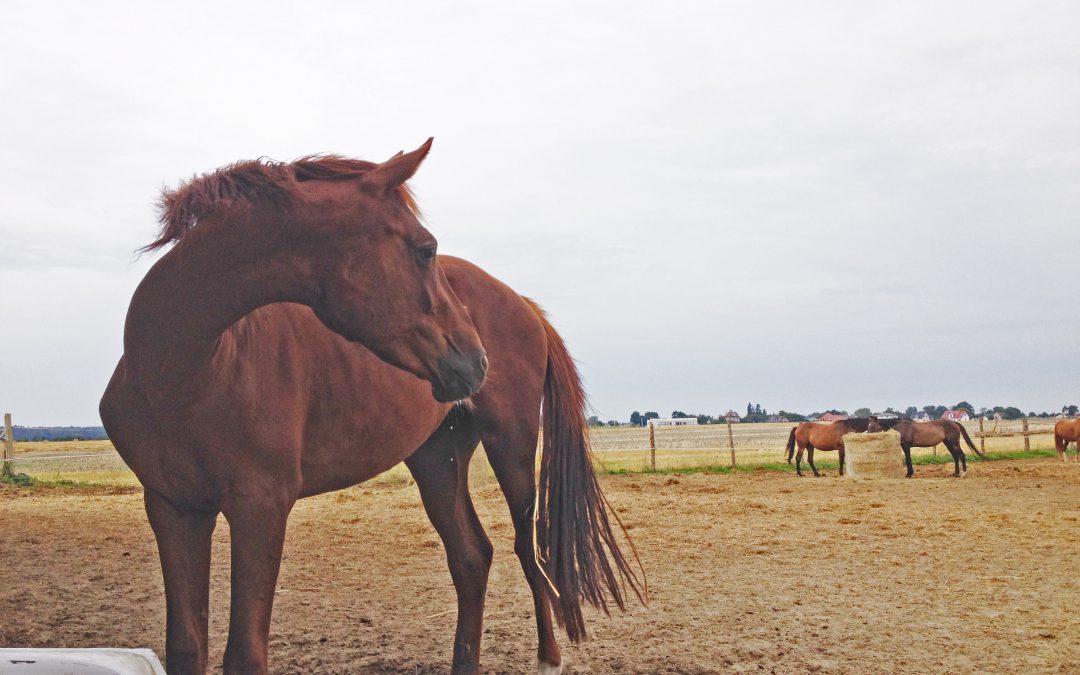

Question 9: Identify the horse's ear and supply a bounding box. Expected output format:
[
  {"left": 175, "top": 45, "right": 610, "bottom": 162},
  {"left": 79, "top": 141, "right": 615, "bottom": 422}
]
[{"left": 362, "top": 138, "right": 432, "bottom": 195}]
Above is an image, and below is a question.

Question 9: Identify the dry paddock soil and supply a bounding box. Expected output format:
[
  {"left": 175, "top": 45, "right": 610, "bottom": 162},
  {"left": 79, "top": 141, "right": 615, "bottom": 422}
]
[{"left": 2, "top": 458, "right": 1079, "bottom": 674}]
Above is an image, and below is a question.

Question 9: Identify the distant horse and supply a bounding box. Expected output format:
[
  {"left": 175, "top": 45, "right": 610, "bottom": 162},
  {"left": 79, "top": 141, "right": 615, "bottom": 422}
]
[
  {"left": 867, "top": 416, "right": 985, "bottom": 477},
  {"left": 1054, "top": 417, "right": 1080, "bottom": 462},
  {"left": 784, "top": 418, "right": 871, "bottom": 477},
  {"left": 100, "top": 140, "right": 643, "bottom": 675}
]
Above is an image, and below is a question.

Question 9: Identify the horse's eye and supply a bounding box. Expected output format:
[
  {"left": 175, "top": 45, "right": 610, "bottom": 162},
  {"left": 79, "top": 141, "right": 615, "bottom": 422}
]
[{"left": 416, "top": 245, "right": 437, "bottom": 266}]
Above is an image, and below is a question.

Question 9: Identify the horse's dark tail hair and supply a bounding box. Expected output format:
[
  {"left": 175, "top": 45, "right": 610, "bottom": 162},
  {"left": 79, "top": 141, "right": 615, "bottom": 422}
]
[
  {"left": 786, "top": 427, "right": 797, "bottom": 463},
  {"left": 529, "top": 300, "right": 646, "bottom": 643},
  {"left": 957, "top": 423, "right": 985, "bottom": 458}
]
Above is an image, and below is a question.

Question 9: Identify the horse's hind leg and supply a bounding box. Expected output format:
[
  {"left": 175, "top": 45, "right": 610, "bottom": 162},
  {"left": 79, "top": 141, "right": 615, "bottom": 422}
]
[
  {"left": 144, "top": 490, "right": 218, "bottom": 675},
  {"left": 946, "top": 441, "right": 965, "bottom": 477},
  {"left": 406, "top": 413, "right": 493, "bottom": 675},
  {"left": 806, "top": 445, "right": 822, "bottom": 477},
  {"left": 481, "top": 419, "right": 564, "bottom": 674},
  {"left": 795, "top": 443, "right": 806, "bottom": 477},
  {"left": 902, "top": 443, "right": 914, "bottom": 478},
  {"left": 838, "top": 445, "right": 846, "bottom": 477}
]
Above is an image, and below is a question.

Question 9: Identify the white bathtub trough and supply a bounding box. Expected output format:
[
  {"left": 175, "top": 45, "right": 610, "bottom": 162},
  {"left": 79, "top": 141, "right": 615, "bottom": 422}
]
[{"left": 0, "top": 649, "right": 165, "bottom": 675}]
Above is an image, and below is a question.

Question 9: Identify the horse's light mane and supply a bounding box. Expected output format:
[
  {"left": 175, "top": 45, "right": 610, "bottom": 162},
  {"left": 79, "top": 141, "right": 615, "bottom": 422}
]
[{"left": 145, "top": 155, "right": 417, "bottom": 252}]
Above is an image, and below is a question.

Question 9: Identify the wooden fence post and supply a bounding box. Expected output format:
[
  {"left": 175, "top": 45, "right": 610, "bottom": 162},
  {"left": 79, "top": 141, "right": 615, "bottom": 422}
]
[
  {"left": 727, "top": 419, "right": 736, "bottom": 469},
  {"left": 3, "top": 413, "right": 13, "bottom": 478},
  {"left": 649, "top": 422, "right": 656, "bottom": 472},
  {"left": 978, "top": 417, "right": 986, "bottom": 455},
  {"left": 1023, "top": 418, "right": 1030, "bottom": 452}
]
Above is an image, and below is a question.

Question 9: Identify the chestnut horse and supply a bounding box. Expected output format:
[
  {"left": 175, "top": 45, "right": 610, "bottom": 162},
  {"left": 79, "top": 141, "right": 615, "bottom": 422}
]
[
  {"left": 100, "top": 141, "right": 642, "bottom": 675},
  {"left": 1054, "top": 417, "right": 1080, "bottom": 462},
  {"left": 784, "top": 418, "right": 870, "bottom": 477},
  {"left": 866, "top": 416, "right": 985, "bottom": 477}
]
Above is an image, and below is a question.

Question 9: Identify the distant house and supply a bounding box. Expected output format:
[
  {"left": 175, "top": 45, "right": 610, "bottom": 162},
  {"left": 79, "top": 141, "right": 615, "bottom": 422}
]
[
  {"left": 724, "top": 410, "right": 742, "bottom": 423},
  {"left": 648, "top": 417, "right": 698, "bottom": 428},
  {"left": 872, "top": 412, "right": 899, "bottom": 420},
  {"left": 912, "top": 411, "right": 932, "bottom": 422},
  {"left": 941, "top": 410, "right": 970, "bottom": 422},
  {"left": 767, "top": 415, "right": 790, "bottom": 423},
  {"left": 819, "top": 413, "right": 848, "bottom": 422}
]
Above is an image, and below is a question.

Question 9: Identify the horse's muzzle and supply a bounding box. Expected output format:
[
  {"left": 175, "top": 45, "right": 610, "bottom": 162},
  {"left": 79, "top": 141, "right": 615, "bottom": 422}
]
[{"left": 431, "top": 349, "right": 488, "bottom": 402}]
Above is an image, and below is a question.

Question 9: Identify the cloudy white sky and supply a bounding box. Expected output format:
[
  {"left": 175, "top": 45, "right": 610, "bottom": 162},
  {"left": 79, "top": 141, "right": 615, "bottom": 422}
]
[{"left": 1, "top": 1, "right": 1078, "bottom": 426}]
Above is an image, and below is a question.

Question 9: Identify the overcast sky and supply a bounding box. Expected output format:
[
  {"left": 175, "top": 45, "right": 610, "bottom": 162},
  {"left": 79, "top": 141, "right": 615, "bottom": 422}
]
[{"left": 1, "top": 1, "right": 1078, "bottom": 426}]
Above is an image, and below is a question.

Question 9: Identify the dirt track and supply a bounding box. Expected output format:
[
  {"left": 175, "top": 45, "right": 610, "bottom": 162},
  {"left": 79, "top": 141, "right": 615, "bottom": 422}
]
[{"left": 2, "top": 458, "right": 1079, "bottom": 674}]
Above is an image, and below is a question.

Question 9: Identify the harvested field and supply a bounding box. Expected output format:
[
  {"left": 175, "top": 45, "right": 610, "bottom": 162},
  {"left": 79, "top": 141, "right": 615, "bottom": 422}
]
[{"left": 2, "top": 458, "right": 1079, "bottom": 673}]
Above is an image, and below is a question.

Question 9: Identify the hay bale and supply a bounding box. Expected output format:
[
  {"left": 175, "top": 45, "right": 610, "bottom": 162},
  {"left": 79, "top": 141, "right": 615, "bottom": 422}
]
[{"left": 843, "top": 430, "right": 905, "bottom": 479}]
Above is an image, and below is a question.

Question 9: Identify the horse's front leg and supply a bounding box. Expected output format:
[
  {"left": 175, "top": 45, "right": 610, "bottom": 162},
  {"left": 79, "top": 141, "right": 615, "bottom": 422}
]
[
  {"left": 144, "top": 490, "right": 218, "bottom": 675},
  {"left": 221, "top": 486, "right": 297, "bottom": 675},
  {"left": 902, "top": 444, "right": 914, "bottom": 478}
]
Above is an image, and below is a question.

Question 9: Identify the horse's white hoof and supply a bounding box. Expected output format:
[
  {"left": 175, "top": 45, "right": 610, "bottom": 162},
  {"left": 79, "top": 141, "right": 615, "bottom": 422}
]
[{"left": 538, "top": 660, "right": 563, "bottom": 675}]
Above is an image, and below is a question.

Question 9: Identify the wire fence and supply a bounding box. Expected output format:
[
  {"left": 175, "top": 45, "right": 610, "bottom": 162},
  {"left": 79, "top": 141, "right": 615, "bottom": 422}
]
[
  {"left": 0, "top": 419, "right": 1064, "bottom": 485},
  {"left": 585, "top": 419, "right": 1061, "bottom": 472}
]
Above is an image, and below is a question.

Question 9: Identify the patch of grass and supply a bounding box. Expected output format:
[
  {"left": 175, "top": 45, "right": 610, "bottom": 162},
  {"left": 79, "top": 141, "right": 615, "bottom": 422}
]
[
  {"left": 911, "top": 448, "right": 1056, "bottom": 465},
  {"left": 595, "top": 449, "right": 1058, "bottom": 476},
  {"left": 1, "top": 472, "right": 36, "bottom": 486}
]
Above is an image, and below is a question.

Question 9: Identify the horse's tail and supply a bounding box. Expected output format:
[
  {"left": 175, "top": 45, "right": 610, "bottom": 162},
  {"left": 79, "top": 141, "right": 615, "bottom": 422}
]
[
  {"left": 785, "top": 427, "right": 797, "bottom": 463},
  {"left": 530, "top": 301, "right": 646, "bottom": 642},
  {"left": 958, "top": 422, "right": 985, "bottom": 458},
  {"left": 1055, "top": 428, "right": 1067, "bottom": 455}
]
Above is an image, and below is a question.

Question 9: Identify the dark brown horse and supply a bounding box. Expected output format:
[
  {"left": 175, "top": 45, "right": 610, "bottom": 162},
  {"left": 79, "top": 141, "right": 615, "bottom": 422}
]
[
  {"left": 99, "top": 141, "right": 643, "bottom": 675},
  {"left": 866, "top": 416, "right": 985, "bottom": 477},
  {"left": 784, "top": 418, "right": 870, "bottom": 477},
  {"left": 1054, "top": 416, "right": 1080, "bottom": 462}
]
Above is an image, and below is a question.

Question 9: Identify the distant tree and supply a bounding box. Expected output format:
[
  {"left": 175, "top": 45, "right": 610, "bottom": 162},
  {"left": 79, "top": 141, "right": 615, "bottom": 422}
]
[
  {"left": 923, "top": 405, "right": 946, "bottom": 419},
  {"left": 696, "top": 414, "right": 716, "bottom": 425},
  {"left": 776, "top": 410, "right": 807, "bottom": 422},
  {"left": 747, "top": 402, "right": 753, "bottom": 418},
  {"left": 883, "top": 407, "right": 898, "bottom": 415},
  {"left": 607, "top": 420, "right": 619, "bottom": 427},
  {"left": 853, "top": 407, "right": 872, "bottom": 418},
  {"left": 904, "top": 406, "right": 918, "bottom": 417},
  {"left": 587, "top": 415, "right": 604, "bottom": 427},
  {"left": 954, "top": 401, "right": 975, "bottom": 417},
  {"left": 630, "top": 411, "right": 642, "bottom": 426},
  {"left": 643, "top": 411, "right": 660, "bottom": 422},
  {"left": 671, "top": 410, "right": 689, "bottom": 419},
  {"left": 1066, "top": 404, "right": 1079, "bottom": 416}
]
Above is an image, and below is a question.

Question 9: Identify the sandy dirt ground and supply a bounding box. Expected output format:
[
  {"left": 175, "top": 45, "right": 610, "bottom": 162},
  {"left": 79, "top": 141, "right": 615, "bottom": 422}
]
[{"left": 2, "top": 458, "right": 1079, "bottom": 674}]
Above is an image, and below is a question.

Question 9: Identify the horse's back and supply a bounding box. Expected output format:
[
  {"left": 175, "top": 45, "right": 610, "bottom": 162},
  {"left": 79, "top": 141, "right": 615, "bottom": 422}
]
[
  {"left": 439, "top": 256, "right": 550, "bottom": 427},
  {"left": 1056, "top": 419, "right": 1080, "bottom": 441}
]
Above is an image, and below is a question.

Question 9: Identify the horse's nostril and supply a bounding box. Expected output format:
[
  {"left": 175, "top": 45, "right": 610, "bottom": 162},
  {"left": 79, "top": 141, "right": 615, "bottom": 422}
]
[{"left": 480, "top": 354, "right": 489, "bottom": 373}]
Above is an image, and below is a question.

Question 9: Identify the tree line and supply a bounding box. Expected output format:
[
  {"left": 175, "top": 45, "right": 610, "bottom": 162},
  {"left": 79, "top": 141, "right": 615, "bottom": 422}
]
[{"left": 589, "top": 402, "right": 1080, "bottom": 427}]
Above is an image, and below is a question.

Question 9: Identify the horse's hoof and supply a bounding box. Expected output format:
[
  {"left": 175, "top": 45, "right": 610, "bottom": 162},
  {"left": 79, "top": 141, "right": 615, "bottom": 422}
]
[{"left": 538, "top": 660, "right": 563, "bottom": 675}]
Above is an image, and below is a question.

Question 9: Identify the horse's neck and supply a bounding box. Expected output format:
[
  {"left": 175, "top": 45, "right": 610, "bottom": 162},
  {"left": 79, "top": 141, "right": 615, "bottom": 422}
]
[{"left": 123, "top": 228, "right": 318, "bottom": 390}]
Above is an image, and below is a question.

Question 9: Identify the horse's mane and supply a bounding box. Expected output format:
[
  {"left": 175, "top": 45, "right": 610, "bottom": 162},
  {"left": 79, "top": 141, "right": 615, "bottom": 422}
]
[{"left": 145, "top": 155, "right": 418, "bottom": 252}]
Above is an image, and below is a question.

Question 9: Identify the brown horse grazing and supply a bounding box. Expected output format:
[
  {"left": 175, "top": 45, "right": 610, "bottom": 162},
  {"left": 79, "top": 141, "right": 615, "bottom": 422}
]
[
  {"left": 784, "top": 418, "right": 871, "bottom": 477},
  {"left": 866, "top": 416, "right": 985, "bottom": 477},
  {"left": 99, "top": 141, "right": 643, "bottom": 675},
  {"left": 1054, "top": 417, "right": 1080, "bottom": 462}
]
